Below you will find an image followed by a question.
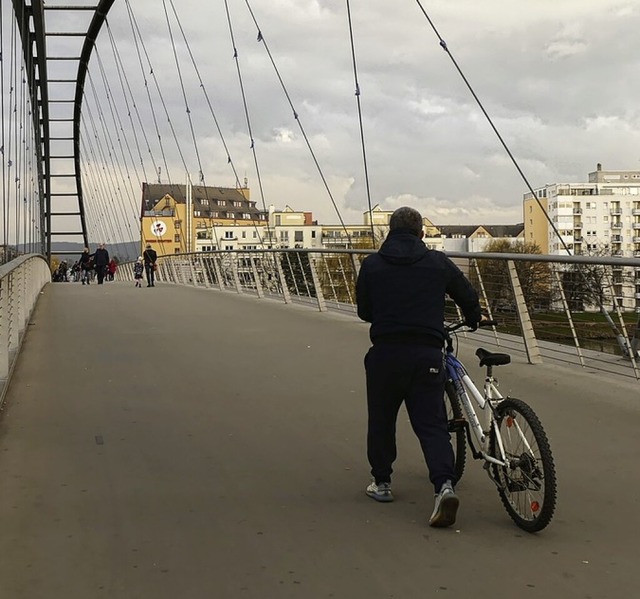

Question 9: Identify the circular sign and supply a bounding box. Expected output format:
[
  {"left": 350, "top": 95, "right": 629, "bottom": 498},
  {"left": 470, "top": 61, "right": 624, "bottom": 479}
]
[{"left": 151, "top": 220, "right": 167, "bottom": 237}]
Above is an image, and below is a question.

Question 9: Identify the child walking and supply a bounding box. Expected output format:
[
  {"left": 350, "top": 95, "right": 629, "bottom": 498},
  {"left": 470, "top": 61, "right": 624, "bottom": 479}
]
[{"left": 134, "top": 256, "right": 144, "bottom": 288}]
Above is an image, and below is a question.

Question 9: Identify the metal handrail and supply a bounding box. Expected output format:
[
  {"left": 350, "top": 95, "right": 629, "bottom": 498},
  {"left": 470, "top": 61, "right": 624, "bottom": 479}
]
[
  {"left": 117, "top": 249, "right": 640, "bottom": 380},
  {"left": 0, "top": 255, "right": 51, "bottom": 406}
]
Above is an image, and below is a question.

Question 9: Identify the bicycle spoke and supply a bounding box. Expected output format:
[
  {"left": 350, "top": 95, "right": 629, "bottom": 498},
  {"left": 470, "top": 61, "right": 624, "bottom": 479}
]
[{"left": 489, "top": 398, "right": 557, "bottom": 532}]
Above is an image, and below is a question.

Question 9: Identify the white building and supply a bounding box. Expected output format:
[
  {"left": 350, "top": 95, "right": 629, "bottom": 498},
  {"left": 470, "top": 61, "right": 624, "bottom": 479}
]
[
  {"left": 195, "top": 205, "right": 322, "bottom": 251},
  {"left": 524, "top": 164, "right": 640, "bottom": 257},
  {"left": 524, "top": 164, "right": 640, "bottom": 311}
]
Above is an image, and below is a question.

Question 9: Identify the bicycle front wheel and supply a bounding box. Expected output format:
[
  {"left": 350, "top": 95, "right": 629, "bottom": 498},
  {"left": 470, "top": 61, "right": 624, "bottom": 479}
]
[
  {"left": 444, "top": 382, "right": 467, "bottom": 484},
  {"left": 489, "top": 398, "right": 557, "bottom": 532}
]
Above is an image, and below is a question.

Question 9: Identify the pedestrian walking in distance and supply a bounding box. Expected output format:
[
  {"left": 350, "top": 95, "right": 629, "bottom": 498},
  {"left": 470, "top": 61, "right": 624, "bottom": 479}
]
[
  {"left": 143, "top": 244, "right": 158, "bottom": 287},
  {"left": 93, "top": 243, "right": 110, "bottom": 285},
  {"left": 134, "top": 257, "right": 144, "bottom": 288}
]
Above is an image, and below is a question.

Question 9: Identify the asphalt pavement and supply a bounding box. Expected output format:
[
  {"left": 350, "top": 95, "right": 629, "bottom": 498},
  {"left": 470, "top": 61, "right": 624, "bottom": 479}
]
[{"left": 1, "top": 281, "right": 638, "bottom": 599}]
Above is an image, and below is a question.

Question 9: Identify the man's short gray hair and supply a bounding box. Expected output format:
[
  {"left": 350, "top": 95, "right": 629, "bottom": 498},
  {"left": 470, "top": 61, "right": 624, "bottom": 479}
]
[{"left": 389, "top": 207, "right": 423, "bottom": 236}]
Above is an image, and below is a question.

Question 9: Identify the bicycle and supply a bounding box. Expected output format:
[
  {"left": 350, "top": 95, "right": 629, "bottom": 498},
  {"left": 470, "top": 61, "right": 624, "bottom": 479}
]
[{"left": 443, "top": 319, "right": 557, "bottom": 532}]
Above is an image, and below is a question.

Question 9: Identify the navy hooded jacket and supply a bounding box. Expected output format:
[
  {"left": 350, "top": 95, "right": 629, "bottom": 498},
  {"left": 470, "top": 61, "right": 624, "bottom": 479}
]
[{"left": 356, "top": 229, "right": 482, "bottom": 346}]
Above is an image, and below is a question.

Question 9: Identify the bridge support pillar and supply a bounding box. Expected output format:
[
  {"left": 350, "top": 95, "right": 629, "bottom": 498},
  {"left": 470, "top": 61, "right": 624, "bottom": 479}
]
[
  {"left": 308, "top": 254, "right": 327, "bottom": 312},
  {"left": 507, "top": 260, "right": 542, "bottom": 365}
]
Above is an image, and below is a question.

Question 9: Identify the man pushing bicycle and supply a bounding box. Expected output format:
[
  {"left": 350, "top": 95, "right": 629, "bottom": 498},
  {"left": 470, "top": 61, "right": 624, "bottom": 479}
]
[{"left": 356, "top": 206, "right": 483, "bottom": 527}]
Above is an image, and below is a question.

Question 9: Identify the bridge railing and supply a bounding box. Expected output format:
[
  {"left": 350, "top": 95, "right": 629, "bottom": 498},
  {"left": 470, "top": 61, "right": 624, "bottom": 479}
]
[
  {"left": 118, "top": 249, "right": 640, "bottom": 380},
  {"left": 0, "top": 255, "right": 51, "bottom": 404}
]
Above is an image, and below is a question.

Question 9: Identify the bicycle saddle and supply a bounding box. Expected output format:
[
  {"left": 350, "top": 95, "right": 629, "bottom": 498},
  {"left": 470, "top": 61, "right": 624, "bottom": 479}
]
[{"left": 475, "top": 348, "right": 511, "bottom": 367}]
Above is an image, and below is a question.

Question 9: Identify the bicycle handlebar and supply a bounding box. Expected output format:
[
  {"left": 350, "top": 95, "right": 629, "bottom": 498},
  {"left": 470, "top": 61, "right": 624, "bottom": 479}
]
[{"left": 444, "top": 318, "right": 497, "bottom": 333}]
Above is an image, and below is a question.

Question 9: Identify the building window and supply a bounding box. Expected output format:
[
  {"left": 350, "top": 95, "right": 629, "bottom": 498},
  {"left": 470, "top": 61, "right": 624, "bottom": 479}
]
[
  {"left": 295, "top": 231, "right": 303, "bottom": 242},
  {"left": 194, "top": 211, "right": 201, "bottom": 217},
  {"left": 311, "top": 231, "right": 316, "bottom": 239},
  {"left": 224, "top": 231, "right": 234, "bottom": 239},
  {"left": 175, "top": 220, "right": 182, "bottom": 229},
  {"left": 175, "top": 234, "right": 180, "bottom": 242}
]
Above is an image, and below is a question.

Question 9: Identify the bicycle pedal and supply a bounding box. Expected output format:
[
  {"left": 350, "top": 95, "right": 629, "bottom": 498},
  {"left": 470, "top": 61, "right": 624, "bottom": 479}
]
[{"left": 448, "top": 418, "right": 466, "bottom": 433}]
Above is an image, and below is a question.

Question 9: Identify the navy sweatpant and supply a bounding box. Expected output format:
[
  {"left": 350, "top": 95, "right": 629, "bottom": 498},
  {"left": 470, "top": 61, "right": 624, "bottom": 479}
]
[{"left": 365, "top": 343, "right": 456, "bottom": 492}]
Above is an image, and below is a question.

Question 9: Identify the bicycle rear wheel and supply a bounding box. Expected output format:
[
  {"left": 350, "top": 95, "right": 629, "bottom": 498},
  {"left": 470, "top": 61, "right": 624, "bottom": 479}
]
[
  {"left": 489, "top": 398, "right": 557, "bottom": 532},
  {"left": 444, "top": 383, "right": 466, "bottom": 483}
]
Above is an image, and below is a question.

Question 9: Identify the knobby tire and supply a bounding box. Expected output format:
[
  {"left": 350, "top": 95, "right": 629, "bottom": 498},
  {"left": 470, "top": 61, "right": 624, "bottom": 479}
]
[
  {"left": 445, "top": 382, "right": 467, "bottom": 483},
  {"left": 489, "top": 398, "right": 557, "bottom": 532}
]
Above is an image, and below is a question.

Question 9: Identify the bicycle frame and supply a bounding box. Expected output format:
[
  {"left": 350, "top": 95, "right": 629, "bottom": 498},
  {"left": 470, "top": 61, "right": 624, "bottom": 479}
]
[
  {"left": 445, "top": 351, "right": 511, "bottom": 468},
  {"left": 442, "top": 321, "right": 557, "bottom": 532}
]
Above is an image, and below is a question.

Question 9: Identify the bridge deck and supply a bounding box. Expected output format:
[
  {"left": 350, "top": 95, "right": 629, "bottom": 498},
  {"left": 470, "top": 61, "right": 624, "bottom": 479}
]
[{"left": 1, "top": 282, "right": 638, "bottom": 598}]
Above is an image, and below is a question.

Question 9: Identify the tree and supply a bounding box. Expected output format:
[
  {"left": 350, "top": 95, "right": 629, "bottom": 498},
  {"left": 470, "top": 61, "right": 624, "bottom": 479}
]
[
  {"left": 472, "top": 239, "right": 552, "bottom": 314},
  {"left": 561, "top": 245, "right": 624, "bottom": 312},
  {"left": 279, "top": 251, "right": 317, "bottom": 298}
]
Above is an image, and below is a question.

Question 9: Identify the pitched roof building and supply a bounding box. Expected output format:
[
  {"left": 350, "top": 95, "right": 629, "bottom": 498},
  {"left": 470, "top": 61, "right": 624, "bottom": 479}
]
[
  {"left": 141, "top": 183, "right": 267, "bottom": 255},
  {"left": 141, "top": 183, "right": 265, "bottom": 222}
]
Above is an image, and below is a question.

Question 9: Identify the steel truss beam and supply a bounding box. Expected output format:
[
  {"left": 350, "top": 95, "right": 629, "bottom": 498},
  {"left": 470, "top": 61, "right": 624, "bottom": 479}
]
[{"left": 10, "top": 0, "right": 116, "bottom": 261}]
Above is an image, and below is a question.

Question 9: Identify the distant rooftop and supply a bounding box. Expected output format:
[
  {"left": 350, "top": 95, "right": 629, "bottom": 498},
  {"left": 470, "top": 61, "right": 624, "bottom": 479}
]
[
  {"left": 141, "top": 183, "right": 265, "bottom": 220},
  {"left": 436, "top": 224, "right": 524, "bottom": 238},
  {"left": 588, "top": 163, "right": 640, "bottom": 184}
]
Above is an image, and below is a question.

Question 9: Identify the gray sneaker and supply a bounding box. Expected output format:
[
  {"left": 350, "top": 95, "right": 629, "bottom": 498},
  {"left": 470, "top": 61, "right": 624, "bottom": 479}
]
[
  {"left": 429, "top": 481, "right": 459, "bottom": 527},
  {"left": 366, "top": 480, "right": 394, "bottom": 502}
]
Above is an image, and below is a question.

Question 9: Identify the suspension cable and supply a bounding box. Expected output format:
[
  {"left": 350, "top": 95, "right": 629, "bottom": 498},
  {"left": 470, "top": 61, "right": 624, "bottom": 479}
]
[
  {"left": 168, "top": 0, "right": 242, "bottom": 190},
  {"left": 126, "top": 2, "right": 190, "bottom": 179},
  {"left": 414, "top": 0, "right": 569, "bottom": 255},
  {"left": 168, "top": 0, "right": 265, "bottom": 250},
  {"left": 7, "top": 14, "right": 16, "bottom": 250},
  {"left": 93, "top": 48, "right": 141, "bottom": 224},
  {"left": 242, "top": 0, "right": 353, "bottom": 247},
  {"left": 105, "top": 20, "right": 154, "bottom": 185},
  {"left": 161, "top": 0, "right": 203, "bottom": 187},
  {"left": 124, "top": 0, "right": 172, "bottom": 185},
  {"left": 0, "top": 0, "right": 6, "bottom": 251},
  {"left": 81, "top": 89, "right": 133, "bottom": 257},
  {"left": 414, "top": 1, "right": 634, "bottom": 353},
  {"left": 103, "top": 20, "right": 180, "bottom": 261},
  {"left": 345, "top": 0, "right": 376, "bottom": 248},
  {"left": 223, "top": 0, "right": 273, "bottom": 248},
  {"left": 161, "top": 0, "right": 222, "bottom": 252}
]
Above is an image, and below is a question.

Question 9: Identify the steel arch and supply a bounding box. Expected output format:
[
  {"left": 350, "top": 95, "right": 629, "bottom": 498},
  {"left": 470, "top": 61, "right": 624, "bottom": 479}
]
[{"left": 10, "top": 0, "right": 116, "bottom": 261}]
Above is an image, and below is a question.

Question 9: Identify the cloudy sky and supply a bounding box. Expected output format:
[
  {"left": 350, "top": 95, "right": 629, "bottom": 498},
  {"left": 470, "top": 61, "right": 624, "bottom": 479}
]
[{"left": 50, "top": 0, "right": 640, "bottom": 229}]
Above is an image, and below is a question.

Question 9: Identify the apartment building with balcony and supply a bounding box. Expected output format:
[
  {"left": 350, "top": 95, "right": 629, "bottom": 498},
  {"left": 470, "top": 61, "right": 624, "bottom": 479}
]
[{"left": 524, "top": 163, "right": 640, "bottom": 310}]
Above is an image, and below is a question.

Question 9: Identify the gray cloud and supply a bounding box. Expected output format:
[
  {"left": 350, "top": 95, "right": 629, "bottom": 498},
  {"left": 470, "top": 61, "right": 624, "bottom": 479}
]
[{"left": 79, "top": 0, "right": 640, "bottom": 227}]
